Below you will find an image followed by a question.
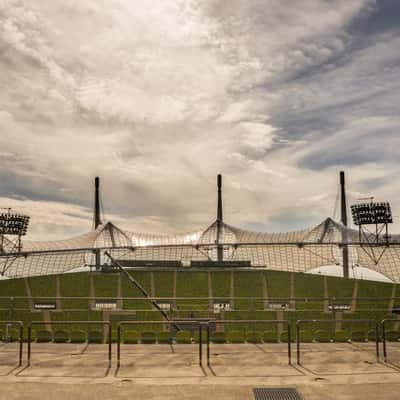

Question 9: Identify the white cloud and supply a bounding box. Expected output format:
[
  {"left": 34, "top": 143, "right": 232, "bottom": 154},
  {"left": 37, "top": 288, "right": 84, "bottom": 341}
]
[{"left": 1, "top": 0, "right": 399, "bottom": 240}]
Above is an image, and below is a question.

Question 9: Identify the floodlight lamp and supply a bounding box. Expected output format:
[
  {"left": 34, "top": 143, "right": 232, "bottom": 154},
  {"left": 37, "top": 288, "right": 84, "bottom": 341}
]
[
  {"left": 350, "top": 202, "right": 392, "bottom": 226},
  {"left": 0, "top": 212, "right": 30, "bottom": 235}
]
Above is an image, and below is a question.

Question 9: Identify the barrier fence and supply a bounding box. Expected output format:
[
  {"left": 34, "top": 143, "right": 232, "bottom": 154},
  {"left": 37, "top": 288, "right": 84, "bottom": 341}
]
[
  {"left": 210, "top": 320, "right": 292, "bottom": 366},
  {"left": 0, "top": 319, "right": 396, "bottom": 368},
  {"left": 27, "top": 321, "right": 112, "bottom": 367},
  {"left": 296, "top": 319, "right": 379, "bottom": 365},
  {"left": 116, "top": 320, "right": 209, "bottom": 367},
  {"left": 382, "top": 318, "right": 400, "bottom": 363},
  {"left": 0, "top": 320, "right": 23, "bottom": 366}
]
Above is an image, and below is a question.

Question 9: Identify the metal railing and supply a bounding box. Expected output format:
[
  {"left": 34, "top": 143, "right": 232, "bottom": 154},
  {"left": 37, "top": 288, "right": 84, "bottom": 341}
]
[
  {"left": 0, "top": 319, "right": 395, "bottom": 371},
  {"left": 116, "top": 320, "right": 209, "bottom": 367},
  {"left": 0, "top": 320, "right": 23, "bottom": 366},
  {"left": 296, "top": 319, "right": 379, "bottom": 365},
  {"left": 381, "top": 318, "right": 400, "bottom": 363},
  {"left": 209, "top": 319, "right": 292, "bottom": 366},
  {"left": 27, "top": 321, "right": 112, "bottom": 367}
]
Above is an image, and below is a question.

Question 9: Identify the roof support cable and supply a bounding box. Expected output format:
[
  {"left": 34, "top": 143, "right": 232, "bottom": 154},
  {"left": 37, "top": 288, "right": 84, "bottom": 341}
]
[{"left": 104, "top": 251, "right": 180, "bottom": 331}]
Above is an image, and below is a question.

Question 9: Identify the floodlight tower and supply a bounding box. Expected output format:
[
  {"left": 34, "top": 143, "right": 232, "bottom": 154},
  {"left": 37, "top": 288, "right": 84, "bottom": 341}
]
[
  {"left": 340, "top": 171, "right": 349, "bottom": 279},
  {"left": 350, "top": 194, "right": 393, "bottom": 265},
  {"left": 216, "top": 174, "right": 223, "bottom": 262},
  {"left": 351, "top": 202, "right": 392, "bottom": 244},
  {"left": 0, "top": 209, "right": 30, "bottom": 255}
]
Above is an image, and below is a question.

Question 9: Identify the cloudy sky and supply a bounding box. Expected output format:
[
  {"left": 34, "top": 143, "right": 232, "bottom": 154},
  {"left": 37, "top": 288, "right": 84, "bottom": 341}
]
[{"left": 0, "top": 0, "right": 399, "bottom": 240}]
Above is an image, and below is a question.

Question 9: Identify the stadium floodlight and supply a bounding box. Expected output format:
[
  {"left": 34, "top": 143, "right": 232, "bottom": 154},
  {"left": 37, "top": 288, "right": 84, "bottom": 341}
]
[
  {"left": 0, "top": 212, "right": 30, "bottom": 236},
  {"left": 351, "top": 202, "right": 393, "bottom": 226}
]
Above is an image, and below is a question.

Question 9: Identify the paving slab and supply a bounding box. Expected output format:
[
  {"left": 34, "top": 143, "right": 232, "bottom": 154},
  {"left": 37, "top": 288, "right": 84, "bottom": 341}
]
[
  {"left": 208, "top": 346, "right": 298, "bottom": 377},
  {"left": 0, "top": 343, "right": 400, "bottom": 399},
  {"left": 0, "top": 343, "right": 21, "bottom": 376},
  {"left": 383, "top": 342, "right": 400, "bottom": 367}
]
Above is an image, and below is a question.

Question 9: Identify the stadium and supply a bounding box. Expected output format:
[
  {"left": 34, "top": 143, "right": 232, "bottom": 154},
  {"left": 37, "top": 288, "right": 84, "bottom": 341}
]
[{"left": 0, "top": 171, "right": 400, "bottom": 400}]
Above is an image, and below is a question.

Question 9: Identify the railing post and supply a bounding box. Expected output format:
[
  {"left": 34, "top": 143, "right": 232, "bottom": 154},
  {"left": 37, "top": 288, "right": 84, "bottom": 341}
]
[
  {"left": 382, "top": 320, "right": 387, "bottom": 362},
  {"left": 27, "top": 324, "right": 31, "bottom": 366},
  {"left": 19, "top": 323, "right": 23, "bottom": 367},
  {"left": 375, "top": 321, "right": 379, "bottom": 361},
  {"left": 108, "top": 323, "right": 112, "bottom": 368},
  {"left": 206, "top": 323, "right": 210, "bottom": 367},
  {"left": 117, "top": 324, "right": 121, "bottom": 368},
  {"left": 287, "top": 322, "right": 292, "bottom": 365},
  {"left": 296, "top": 321, "right": 300, "bottom": 365},
  {"left": 198, "top": 324, "right": 202, "bottom": 366}
]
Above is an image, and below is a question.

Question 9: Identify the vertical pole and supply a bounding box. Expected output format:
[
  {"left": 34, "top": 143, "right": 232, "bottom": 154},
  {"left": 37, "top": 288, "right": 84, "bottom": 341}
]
[
  {"left": 27, "top": 325, "right": 31, "bottom": 366},
  {"left": 94, "top": 177, "right": 102, "bottom": 229},
  {"left": 296, "top": 322, "right": 300, "bottom": 365},
  {"left": 198, "top": 324, "right": 202, "bottom": 366},
  {"left": 216, "top": 174, "right": 223, "bottom": 262},
  {"left": 287, "top": 323, "right": 292, "bottom": 365},
  {"left": 207, "top": 323, "right": 210, "bottom": 367},
  {"left": 108, "top": 323, "right": 112, "bottom": 368},
  {"left": 382, "top": 321, "right": 387, "bottom": 362},
  {"left": 385, "top": 223, "right": 389, "bottom": 245},
  {"left": 117, "top": 325, "right": 121, "bottom": 368},
  {"left": 8, "top": 297, "right": 14, "bottom": 334},
  {"left": 94, "top": 177, "right": 102, "bottom": 269},
  {"left": 19, "top": 323, "right": 23, "bottom": 367},
  {"left": 340, "top": 171, "right": 349, "bottom": 279},
  {"left": 375, "top": 322, "right": 379, "bottom": 361}
]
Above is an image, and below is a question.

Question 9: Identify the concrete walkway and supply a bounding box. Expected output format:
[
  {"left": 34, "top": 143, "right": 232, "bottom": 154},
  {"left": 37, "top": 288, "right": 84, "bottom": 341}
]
[{"left": 1, "top": 342, "right": 400, "bottom": 399}]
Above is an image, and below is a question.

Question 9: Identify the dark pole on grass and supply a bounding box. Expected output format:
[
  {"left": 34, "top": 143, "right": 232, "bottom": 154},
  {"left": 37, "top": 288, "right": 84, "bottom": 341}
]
[
  {"left": 382, "top": 320, "right": 387, "bottom": 362},
  {"left": 198, "top": 324, "right": 202, "bottom": 366},
  {"left": 206, "top": 323, "right": 210, "bottom": 367},
  {"left": 375, "top": 321, "right": 379, "bottom": 361},
  {"left": 18, "top": 323, "right": 23, "bottom": 366},
  {"left": 27, "top": 324, "right": 31, "bottom": 366},
  {"left": 296, "top": 321, "right": 301, "bottom": 365},
  {"left": 287, "top": 323, "right": 292, "bottom": 365},
  {"left": 108, "top": 323, "right": 112, "bottom": 368},
  {"left": 117, "top": 325, "right": 121, "bottom": 368}
]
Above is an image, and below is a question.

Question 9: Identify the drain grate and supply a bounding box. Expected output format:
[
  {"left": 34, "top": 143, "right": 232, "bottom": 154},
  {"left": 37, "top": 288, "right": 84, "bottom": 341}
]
[{"left": 253, "top": 388, "right": 303, "bottom": 400}]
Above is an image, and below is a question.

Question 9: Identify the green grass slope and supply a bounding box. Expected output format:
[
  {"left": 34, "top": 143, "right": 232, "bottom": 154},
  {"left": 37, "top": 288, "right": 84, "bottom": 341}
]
[
  {"left": 0, "top": 277, "right": 29, "bottom": 309},
  {"left": 294, "top": 273, "right": 324, "bottom": 310},
  {"left": 266, "top": 270, "right": 291, "bottom": 299},
  {"left": 234, "top": 272, "right": 263, "bottom": 310},
  {"left": 94, "top": 273, "right": 118, "bottom": 298},
  {"left": 122, "top": 271, "right": 152, "bottom": 310},
  {"left": 59, "top": 273, "right": 90, "bottom": 309}
]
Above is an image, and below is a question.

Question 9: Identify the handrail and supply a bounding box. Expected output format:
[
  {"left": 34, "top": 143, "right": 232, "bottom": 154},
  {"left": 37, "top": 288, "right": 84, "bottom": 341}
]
[
  {"left": 381, "top": 318, "right": 400, "bottom": 362},
  {"left": 0, "top": 320, "right": 23, "bottom": 366},
  {"left": 211, "top": 319, "right": 292, "bottom": 366},
  {"left": 117, "top": 320, "right": 207, "bottom": 367},
  {"left": 296, "top": 319, "right": 379, "bottom": 365},
  {"left": 27, "top": 321, "right": 112, "bottom": 367}
]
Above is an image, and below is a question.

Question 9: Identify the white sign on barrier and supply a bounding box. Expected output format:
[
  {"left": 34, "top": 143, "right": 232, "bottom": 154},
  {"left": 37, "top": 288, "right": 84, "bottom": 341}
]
[
  {"left": 214, "top": 303, "right": 230, "bottom": 313},
  {"left": 95, "top": 302, "right": 117, "bottom": 310}
]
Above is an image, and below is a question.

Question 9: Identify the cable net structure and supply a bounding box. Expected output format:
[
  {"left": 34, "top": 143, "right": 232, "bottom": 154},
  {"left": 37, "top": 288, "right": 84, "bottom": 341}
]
[{"left": 1, "top": 218, "right": 400, "bottom": 282}]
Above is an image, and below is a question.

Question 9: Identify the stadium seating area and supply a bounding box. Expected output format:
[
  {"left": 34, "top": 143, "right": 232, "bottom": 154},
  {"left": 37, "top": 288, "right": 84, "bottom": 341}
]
[{"left": 0, "top": 269, "right": 398, "bottom": 344}]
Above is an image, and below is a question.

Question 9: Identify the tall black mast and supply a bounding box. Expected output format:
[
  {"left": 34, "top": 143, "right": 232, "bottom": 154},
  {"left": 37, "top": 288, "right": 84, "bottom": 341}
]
[
  {"left": 340, "top": 171, "right": 349, "bottom": 279},
  {"left": 94, "top": 176, "right": 102, "bottom": 269},
  {"left": 216, "top": 174, "right": 223, "bottom": 262},
  {"left": 94, "top": 176, "right": 102, "bottom": 229}
]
